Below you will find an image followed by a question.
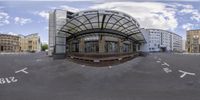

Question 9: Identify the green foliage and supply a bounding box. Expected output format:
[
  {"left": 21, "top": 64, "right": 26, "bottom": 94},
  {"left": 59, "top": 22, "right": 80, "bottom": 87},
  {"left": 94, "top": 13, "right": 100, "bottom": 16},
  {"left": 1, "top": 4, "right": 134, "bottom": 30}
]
[{"left": 41, "top": 44, "right": 48, "bottom": 51}]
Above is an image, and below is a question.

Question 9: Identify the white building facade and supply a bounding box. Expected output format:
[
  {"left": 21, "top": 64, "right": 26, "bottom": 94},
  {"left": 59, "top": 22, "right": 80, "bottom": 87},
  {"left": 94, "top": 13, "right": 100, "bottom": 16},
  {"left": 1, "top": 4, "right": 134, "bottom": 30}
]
[{"left": 146, "top": 29, "right": 182, "bottom": 52}]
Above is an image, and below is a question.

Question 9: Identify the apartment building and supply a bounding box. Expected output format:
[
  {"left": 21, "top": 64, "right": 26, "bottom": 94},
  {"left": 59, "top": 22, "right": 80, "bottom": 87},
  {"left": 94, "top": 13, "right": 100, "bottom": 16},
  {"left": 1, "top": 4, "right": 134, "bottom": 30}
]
[
  {"left": 146, "top": 29, "right": 182, "bottom": 52},
  {"left": 186, "top": 29, "right": 200, "bottom": 53},
  {"left": 20, "top": 33, "right": 41, "bottom": 52},
  {"left": 0, "top": 34, "right": 20, "bottom": 52}
]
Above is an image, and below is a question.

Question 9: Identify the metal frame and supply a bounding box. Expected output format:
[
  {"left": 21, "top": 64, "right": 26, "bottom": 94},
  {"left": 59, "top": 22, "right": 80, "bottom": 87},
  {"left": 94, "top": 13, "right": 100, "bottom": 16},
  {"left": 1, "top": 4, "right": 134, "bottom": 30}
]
[{"left": 57, "top": 10, "right": 145, "bottom": 43}]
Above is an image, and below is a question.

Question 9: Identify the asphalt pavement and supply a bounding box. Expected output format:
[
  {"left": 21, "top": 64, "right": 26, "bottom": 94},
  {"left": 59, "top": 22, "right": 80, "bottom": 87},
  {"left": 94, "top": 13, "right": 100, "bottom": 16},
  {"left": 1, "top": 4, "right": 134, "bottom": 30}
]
[{"left": 0, "top": 52, "right": 200, "bottom": 100}]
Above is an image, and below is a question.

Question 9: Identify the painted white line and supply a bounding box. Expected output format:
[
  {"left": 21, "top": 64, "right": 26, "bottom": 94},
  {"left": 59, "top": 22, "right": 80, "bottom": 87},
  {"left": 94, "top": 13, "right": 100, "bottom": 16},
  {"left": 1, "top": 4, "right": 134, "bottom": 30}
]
[
  {"left": 36, "top": 59, "right": 42, "bottom": 62},
  {"left": 156, "top": 60, "right": 161, "bottom": 63},
  {"left": 81, "top": 65, "right": 85, "bottom": 67},
  {"left": 163, "top": 67, "right": 172, "bottom": 73},
  {"left": 15, "top": 67, "right": 28, "bottom": 74},
  {"left": 161, "top": 62, "right": 170, "bottom": 67},
  {"left": 178, "top": 70, "right": 196, "bottom": 78},
  {"left": 108, "top": 66, "right": 112, "bottom": 68}
]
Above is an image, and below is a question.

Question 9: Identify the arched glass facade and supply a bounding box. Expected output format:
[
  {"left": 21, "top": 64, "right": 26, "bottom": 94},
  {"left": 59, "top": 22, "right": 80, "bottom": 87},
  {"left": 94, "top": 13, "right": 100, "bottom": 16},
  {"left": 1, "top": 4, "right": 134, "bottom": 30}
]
[{"left": 53, "top": 10, "right": 146, "bottom": 59}]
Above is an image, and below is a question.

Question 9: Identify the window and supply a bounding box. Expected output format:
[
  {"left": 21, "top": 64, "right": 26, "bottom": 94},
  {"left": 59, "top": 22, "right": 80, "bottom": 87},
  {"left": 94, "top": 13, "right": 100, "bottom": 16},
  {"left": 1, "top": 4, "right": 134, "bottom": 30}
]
[
  {"left": 122, "top": 43, "right": 130, "bottom": 53},
  {"left": 85, "top": 41, "right": 99, "bottom": 53},
  {"left": 105, "top": 41, "right": 118, "bottom": 53},
  {"left": 71, "top": 43, "right": 79, "bottom": 52}
]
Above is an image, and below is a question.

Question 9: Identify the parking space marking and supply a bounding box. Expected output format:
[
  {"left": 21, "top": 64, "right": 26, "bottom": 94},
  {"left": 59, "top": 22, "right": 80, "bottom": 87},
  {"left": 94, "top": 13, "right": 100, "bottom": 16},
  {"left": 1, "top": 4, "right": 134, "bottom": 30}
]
[
  {"left": 161, "top": 62, "right": 170, "bottom": 67},
  {"left": 15, "top": 67, "right": 28, "bottom": 74},
  {"left": 108, "top": 66, "right": 112, "bottom": 69},
  {"left": 163, "top": 67, "right": 172, "bottom": 73},
  {"left": 178, "top": 70, "right": 196, "bottom": 78},
  {"left": 36, "top": 59, "right": 42, "bottom": 62},
  {"left": 156, "top": 60, "right": 161, "bottom": 63}
]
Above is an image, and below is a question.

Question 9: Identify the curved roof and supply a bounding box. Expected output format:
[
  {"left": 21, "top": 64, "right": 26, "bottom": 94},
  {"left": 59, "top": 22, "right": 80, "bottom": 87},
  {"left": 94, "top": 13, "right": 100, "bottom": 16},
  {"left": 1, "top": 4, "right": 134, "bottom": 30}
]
[{"left": 59, "top": 10, "right": 145, "bottom": 42}]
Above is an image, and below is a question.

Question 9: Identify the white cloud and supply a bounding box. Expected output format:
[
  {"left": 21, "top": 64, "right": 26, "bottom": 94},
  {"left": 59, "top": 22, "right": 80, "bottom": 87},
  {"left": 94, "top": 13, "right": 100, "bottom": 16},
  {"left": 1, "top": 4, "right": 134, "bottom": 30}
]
[
  {"left": 0, "top": 11, "right": 10, "bottom": 26},
  {"left": 7, "top": 32, "right": 18, "bottom": 36},
  {"left": 59, "top": 5, "right": 81, "bottom": 12},
  {"left": 14, "top": 17, "right": 32, "bottom": 25},
  {"left": 182, "top": 23, "right": 193, "bottom": 30},
  {"left": 34, "top": 10, "right": 49, "bottom": 20},
  {"left": 177, "top": 4, "right": 200, "bottom": 21},
  {"left": 90, "top": 2, "right": 178, "bottom": 31}
]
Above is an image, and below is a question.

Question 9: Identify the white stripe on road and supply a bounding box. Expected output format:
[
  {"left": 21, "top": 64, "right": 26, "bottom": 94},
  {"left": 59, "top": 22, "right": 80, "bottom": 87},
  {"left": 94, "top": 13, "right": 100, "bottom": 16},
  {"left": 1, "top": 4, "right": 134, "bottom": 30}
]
[
  {"left": 163, "top": 67, "right": 172, "bottom": 73},
  {"left": 15, "top": 67, "right": 28, "bottom": 74},
  {"left": 156, "top": 60, "right": 161, "bottom": 63},
  {"left": 178, "top": 70, "right": 195, "bottom": 78},
  {"left": 161, "top": 62, "right": 170, "bottom": 67}
]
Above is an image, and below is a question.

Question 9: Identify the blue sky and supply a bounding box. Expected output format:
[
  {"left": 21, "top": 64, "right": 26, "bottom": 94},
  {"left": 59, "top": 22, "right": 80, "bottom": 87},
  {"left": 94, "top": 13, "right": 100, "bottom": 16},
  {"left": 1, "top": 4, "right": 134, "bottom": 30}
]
[{"left": 0, "top": 0, "right": 200, "bottom": 43}]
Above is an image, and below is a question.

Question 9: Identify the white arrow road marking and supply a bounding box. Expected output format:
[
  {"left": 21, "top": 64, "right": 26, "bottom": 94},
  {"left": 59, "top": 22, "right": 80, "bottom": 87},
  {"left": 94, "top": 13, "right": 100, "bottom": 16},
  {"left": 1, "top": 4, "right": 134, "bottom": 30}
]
[
  {"left": 178, "top": 70, "right": 196, "bottom": 78},
  {"left": 163, "top": 67, "right": 172, "bottom": 73},
  {"left": 161, "top": 62, "right": 170, "bottom": 67},
  {"left": 15, "top": 67, "right": 28, "bottom": 74}
]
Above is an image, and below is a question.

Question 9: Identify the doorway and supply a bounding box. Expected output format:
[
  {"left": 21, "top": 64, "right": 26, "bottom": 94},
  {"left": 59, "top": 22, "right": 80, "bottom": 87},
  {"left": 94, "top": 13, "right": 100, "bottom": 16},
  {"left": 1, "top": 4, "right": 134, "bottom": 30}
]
[
  {"left": 160, "top": 47, "right": 166, "bottom": 52},
  {"left": 0, "top": 46, "right": 3, "bottom": 51}
]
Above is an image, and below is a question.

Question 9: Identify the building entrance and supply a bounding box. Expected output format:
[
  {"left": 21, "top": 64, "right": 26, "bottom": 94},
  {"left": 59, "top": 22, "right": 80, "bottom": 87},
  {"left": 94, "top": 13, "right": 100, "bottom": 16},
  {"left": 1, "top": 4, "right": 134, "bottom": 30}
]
[{"left": 0, "top": 46, "right": 3, "bottom": 51}]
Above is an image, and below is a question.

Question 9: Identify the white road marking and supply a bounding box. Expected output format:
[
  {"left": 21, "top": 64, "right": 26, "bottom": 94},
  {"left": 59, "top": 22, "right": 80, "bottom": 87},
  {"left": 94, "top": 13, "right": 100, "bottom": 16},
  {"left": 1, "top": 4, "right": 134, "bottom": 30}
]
[
  {"left": 163, "top": 67, "right": 172, "bottom": 73},
  {"left": 36, "top": 59, "right": 42, "bottom": 62},
  {"left": 81, "top": 65, "right": 85, "bottom": 67},
  {"left": 158, "top": 58, "right": 161, "bottom": 61},
  {"left": 178, "top": 70, "right": 196, "bottom": 78},
  {"left": 15, "top": 67, "right": 28, "bottom": 74},
  {"left": 156, "top": 60, "right": 161, "bottom": 63},
  {"left": 108, "top": 66, "right": 112, "bottom": 68},
  {"left": 0, "top": 77, "right": 18, "bottom": 84},
  {"left": 161, "top": 62, "right": 170, "bottom": 67}
]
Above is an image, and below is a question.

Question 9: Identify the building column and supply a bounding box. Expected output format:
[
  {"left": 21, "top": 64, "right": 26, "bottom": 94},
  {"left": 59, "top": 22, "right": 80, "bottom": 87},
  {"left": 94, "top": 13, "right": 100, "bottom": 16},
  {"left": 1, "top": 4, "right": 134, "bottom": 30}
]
[
  {"left": 79, "top": 38, "right": 85, "bottom": 53},
  {"left": 136, "top": 44, "right": 139, "bottom": 51},
  {"left": 130, "top": 42, "right": 133, "bottom": 53},
  {"left": 99, "top": 35, "right": 105, "bottom": 53},
  {"left": 118, "top": 39, "right": 123, "bottom": 53}
]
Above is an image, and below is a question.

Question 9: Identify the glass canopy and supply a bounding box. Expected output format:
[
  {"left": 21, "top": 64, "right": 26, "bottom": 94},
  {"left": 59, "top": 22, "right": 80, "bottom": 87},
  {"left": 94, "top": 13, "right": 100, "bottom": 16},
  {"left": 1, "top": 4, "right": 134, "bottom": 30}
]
[{"left": 59, "top": 10, "right": 146, "bottom": 42}]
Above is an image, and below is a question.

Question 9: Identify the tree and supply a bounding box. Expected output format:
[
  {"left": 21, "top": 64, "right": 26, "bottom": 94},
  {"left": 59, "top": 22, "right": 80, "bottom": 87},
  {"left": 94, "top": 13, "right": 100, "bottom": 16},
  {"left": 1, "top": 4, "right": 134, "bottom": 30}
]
[{"left": 41, "top": 44, "right": 48, "bottom": 51}]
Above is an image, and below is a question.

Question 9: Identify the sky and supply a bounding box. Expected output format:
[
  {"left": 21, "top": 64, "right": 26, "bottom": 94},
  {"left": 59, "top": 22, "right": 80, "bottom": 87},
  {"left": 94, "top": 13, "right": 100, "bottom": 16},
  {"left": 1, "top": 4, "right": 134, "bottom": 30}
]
[{"left": 0, "top": 0, "right": 200, "bottom": 43}]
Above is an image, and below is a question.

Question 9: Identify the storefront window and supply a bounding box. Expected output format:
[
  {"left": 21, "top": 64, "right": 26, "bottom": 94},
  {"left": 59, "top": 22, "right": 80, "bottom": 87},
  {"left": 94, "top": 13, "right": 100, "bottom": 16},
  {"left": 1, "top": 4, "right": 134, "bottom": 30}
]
[
  {"left": 85, "top": 41, "right": 99, "bottom": 53},
  {"left": 71, "top": 43, "right": 79, "bottom": 52},
  {"left": 105, "top": 41, "right": 118, "bottom": 53},
  {"left": 123, "top": 43, "right": 130, "bottom": 53}
]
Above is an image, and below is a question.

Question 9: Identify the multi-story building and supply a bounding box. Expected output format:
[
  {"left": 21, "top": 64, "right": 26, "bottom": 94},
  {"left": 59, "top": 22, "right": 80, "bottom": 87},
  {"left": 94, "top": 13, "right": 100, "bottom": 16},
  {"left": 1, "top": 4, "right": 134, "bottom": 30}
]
[
  {"left": 0, "top": 33, "right": 41, "bottom": 52},
  {"left": 146, "top": 29, "right": 182, "bottom": 52},
  {"left": 48, "top": 9, "right": 74, "bottom": 56},
  {"left": 186, "top": 29, "right": 200, "bottom": 53},
  {"left": 19, "top": 33, "right": 41, "bottom": 52},
  {"left": 0, "top": 34, "right": 20, "bottom": 52}
]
